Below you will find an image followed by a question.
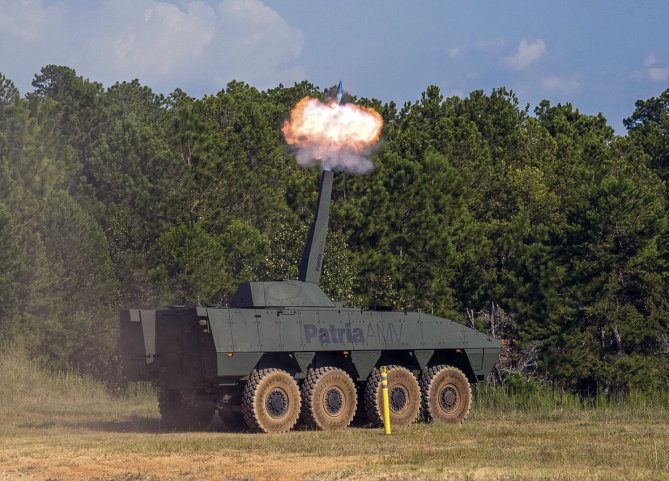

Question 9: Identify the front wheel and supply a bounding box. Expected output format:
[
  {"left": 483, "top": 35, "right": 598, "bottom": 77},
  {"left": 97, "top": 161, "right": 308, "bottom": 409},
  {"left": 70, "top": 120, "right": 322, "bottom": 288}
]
[
  {"left": 421, "top": 365, "right": 472, "bottom": 423},
  {"left": 242, "top": 368, "right": 301, "bottom": 433}
]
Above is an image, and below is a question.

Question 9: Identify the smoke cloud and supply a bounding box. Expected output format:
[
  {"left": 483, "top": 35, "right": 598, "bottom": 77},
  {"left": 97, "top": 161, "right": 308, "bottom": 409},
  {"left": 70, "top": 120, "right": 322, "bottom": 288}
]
[
  {"left": 294, "top": 146, "right": 376, "bottom": 174},
  {"left": 282, "top": 96, "right": 383, "bottom": 175}
]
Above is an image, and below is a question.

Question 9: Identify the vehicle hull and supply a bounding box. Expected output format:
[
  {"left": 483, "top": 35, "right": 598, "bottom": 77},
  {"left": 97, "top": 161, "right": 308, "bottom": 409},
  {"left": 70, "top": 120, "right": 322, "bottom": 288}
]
[{"left": 120, "top": 305, "right": 500, "bottom": 389}]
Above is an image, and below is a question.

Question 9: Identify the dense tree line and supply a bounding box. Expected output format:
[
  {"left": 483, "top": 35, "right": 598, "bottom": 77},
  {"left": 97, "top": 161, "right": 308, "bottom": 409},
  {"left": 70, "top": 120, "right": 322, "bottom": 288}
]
[{"left": 0, "top": 66, "right": 667, "bottom": 394}]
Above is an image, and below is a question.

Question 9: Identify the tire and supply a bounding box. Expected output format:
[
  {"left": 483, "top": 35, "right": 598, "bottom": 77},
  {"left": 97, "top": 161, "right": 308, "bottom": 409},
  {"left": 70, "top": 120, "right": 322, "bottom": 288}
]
[
  {"left": 301, "top": 367, "right": 357, "bottom": 430},
  {"left": 421, "top": 365, "right": 472, "bottom": 424},
  {"left": 158, "top": 389, "right": 213, "bottom": 431},
  {"left": 364, "top": 365, "right": 421, "bottom": 427},
  {"left": 242, "top": 368, "right": 301, "bottom": 433}
]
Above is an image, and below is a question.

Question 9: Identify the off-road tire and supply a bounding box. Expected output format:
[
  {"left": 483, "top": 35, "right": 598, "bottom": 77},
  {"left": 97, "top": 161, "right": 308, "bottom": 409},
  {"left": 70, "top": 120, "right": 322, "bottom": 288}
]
[
  {"left": 420, "top": 365, "right": 472, "bottom": 423},
  {"left": 158, "top": 389, "right": 213, "bottom": 431},
  {"left": 242, "top": 368, "right": 301, "bottom": 433},
  {"left": 364, "top": 365, "right": 421, "bottom": 427},
  {"left": 301, "top": 367, "right": 357, "bottom": 430}
]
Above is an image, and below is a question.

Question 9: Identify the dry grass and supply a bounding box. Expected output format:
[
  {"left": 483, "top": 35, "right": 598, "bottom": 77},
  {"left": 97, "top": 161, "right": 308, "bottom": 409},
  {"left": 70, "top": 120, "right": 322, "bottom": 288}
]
[{"left": 0, "top": 347, "right": 667, "bottom": 481}]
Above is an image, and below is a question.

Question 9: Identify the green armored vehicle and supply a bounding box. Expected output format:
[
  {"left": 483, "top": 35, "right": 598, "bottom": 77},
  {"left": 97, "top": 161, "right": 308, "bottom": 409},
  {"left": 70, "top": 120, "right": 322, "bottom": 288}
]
[{"left": 120, "top": 170, "right": 500, "bottom": 433}]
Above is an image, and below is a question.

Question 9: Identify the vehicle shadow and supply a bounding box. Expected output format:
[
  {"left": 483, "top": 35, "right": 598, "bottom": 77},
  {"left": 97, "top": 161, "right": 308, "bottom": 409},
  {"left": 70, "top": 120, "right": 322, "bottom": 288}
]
[
  {"left": 77, "top": 416, "right": 162, "bottom": 433},
  {"left": 78, "top": 414, "right": 249, "bottom": 434},
  {"left": 18, "top": 411, "right": 372, "bottom": 434}
]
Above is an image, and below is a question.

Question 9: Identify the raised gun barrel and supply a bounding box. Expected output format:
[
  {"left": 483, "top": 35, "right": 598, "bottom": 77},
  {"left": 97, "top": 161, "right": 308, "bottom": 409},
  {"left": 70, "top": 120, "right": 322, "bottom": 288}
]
[{"left": 298, "top": 169, "right": 334, "bottom": 285}]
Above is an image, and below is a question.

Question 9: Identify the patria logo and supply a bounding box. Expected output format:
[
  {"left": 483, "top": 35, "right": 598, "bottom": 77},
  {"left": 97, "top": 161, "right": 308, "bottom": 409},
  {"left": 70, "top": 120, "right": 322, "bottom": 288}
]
[
  {"left": 303, "top": 322, "right": 405, "bottom": 345},
  {"left": 304, "top": 323, "right": 364, "bottom": 344}
]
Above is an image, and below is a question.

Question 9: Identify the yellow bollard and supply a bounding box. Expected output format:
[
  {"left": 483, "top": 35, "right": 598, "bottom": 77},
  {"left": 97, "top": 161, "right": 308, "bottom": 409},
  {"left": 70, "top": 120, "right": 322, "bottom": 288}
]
[{"left": 380, "top": 366, "right": 391, "bottom": 435}]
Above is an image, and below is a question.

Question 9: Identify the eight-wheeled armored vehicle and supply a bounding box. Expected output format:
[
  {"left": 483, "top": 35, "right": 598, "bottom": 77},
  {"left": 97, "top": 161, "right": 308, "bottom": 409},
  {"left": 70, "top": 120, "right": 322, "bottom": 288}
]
[{"left": 120, "top": 170, "right": 500, "bottom": 432}]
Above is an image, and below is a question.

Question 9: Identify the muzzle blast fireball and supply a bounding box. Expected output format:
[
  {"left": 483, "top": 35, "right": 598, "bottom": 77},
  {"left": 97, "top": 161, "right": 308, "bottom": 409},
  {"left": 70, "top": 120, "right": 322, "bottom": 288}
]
[{"left": 281, "top": 81, "right": 384, "bottom": 174}]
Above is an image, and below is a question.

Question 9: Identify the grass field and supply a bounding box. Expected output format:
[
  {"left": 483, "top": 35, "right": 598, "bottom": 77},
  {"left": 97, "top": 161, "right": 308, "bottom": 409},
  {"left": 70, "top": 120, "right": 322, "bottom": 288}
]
[{"left": 1, "top": 349, "right": 668, "bottom": 481}]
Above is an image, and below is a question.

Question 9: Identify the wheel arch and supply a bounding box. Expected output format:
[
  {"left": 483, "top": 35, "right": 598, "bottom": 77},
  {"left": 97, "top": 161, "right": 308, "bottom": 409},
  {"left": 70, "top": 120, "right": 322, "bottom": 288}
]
[
  {"left": 256, "top": 352, "right": 302, "bottom": 377},
  {"left": 429, "top": 349, "right": 477, "bottom": 384}
]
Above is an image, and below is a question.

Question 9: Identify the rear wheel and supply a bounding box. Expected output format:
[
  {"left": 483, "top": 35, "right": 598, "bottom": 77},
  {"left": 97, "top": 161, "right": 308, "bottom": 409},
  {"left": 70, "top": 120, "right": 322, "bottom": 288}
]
[
  {"left": 158, "top": 389, "right": 213, "bottom": 431},
  {"left": 364, "top": 365, "right": 421, "bottom": 427},
  {"left": 301, "top": 367, "right": 357, "bottom": 430},
  {"left": 242, "top": 368, "right": 301, "bottom": 433},
  {"left": 421, "top": 365, "right": 472, "bottom": 423}
]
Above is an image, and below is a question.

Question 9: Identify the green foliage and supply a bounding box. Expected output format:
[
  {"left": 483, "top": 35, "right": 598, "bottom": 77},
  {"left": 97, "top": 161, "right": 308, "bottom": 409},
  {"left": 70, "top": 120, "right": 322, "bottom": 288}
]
[
  {"left": 0, "top": 67, "right": 667, "bottom": 394},
  {"left": 0, "top": 69, "right": 118, "bottom": 378},
  {"left": 624, "top": 89, "right": 669, "bottom": 179},
  {"left": 0, "top": 204, "right": 21, "bottom": 323},
  {"left": 475, "top": 380, "right": 669, "bottom": 421},
  {"left": 151, "top": 222, "right": 232, "bottom": 304},
  {"left": 0, "top": 73, "right": 19, "bottom": 106}
]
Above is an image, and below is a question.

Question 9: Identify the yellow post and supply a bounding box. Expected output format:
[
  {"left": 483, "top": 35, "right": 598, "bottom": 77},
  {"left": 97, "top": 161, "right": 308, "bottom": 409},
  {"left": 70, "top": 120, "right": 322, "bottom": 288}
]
[{"left": 380, "top": 366, "right": 391, "bottom": 435}]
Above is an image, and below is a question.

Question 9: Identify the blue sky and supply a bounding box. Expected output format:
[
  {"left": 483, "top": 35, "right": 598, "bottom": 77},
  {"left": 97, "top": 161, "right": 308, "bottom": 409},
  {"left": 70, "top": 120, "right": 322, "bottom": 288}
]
[{"left": 1, "top": 0, "right": 668, "bottom": 132}]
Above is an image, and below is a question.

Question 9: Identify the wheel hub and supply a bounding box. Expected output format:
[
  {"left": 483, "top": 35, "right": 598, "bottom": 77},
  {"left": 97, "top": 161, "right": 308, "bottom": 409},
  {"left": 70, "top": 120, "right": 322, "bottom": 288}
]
[
  {"left": 439, "top": 385, "right": 458, "bottom": 412},
  {"left": 266, "top": 389, "right": 288, "bottom": 418},
  {"left": 389, "top": 385, "right": 408, "bottom": 413},
  {"left": 324, "top": 387, "right": 344, "bottom": 415}
]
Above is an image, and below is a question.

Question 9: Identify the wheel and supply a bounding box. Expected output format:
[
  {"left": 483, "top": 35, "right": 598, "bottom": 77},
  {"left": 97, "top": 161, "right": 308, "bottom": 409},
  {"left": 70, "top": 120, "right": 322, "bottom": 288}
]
[
  {"left": 158, "top": 389, "right": 213, "bottom": 431},
  {"left": 421, "top": 365, "right": 472, "bottom": 423},
  {"left": 242, "top": 368, "right": 301, "bottom": 433},
  {"left": 301, "top": 367, "right": 357, "bottom": 430},
  {"left": 364, "top": 365, "right": 421, "bottom": 427}
]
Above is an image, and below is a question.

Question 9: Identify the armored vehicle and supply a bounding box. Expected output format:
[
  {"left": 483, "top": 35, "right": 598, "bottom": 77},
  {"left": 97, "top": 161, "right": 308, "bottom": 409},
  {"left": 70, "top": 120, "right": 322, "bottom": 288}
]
[{"left": 120, "top": 170, "right": 500, "bottom": 433}]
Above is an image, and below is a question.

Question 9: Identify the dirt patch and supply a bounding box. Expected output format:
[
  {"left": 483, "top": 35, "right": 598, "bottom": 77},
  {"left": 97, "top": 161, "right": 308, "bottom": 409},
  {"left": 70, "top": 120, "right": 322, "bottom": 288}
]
[{"left": 1, "top": 450, "right": 367, "bottom": 481}]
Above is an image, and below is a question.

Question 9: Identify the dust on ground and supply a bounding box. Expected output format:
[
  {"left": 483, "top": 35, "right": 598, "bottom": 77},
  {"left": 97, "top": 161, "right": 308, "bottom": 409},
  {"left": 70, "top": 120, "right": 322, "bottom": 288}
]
[{"left": 1, "top": 449, "right": 366, "bottom": 481}]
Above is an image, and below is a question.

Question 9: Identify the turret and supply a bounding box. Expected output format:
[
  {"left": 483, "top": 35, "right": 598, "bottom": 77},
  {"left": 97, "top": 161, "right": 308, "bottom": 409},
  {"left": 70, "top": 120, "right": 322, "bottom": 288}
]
[{"left": 228, "top": 169, "right": 335, "bottom": 308}]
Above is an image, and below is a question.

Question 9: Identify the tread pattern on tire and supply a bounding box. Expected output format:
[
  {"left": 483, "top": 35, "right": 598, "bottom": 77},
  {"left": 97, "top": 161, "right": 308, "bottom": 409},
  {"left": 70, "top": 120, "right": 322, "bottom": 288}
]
[
  {"left": 364, "top": 365, "right": 421, "bottom": 427},
  {"left": 364, "top": 366, "right": 384, "bottom": 425},
  {"left": 420, "top": 364, "right": 472, "bottom": 424},
  {"left": 242, "top": 368, "right": 301, "bottom": 433},
  {"left": 300, "top": 366, "right": 357, "bottom": 430}
]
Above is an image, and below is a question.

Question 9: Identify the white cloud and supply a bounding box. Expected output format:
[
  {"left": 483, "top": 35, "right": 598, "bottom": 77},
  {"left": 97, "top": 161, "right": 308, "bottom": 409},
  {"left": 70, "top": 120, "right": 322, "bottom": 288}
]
[
  {"left": 0, "top": 0, "right": 304, "bottom": 94},
  {"left": 0, "top": 0, "right": 62, "bottom": 42},
  {"left": 644, "top": 53, "right": 657, "bottom": 68},
  {"left": 506, "top": 38, "right": 546, "bottom": 70},
  {"left": 110, "top": 1, "right": 216, "bottom": 76},
  {"left": 212, "top": 0, "right": 305, "bottom": 89},
  {"left": 448, "top": 46, "right": 465, "bottom": 58},
  {"left": 541, "top": 75, "right": 581, "bottom": 94},
  {"left": 643, "top": 53, "right": 669, "bottom": 82},
  {"left": 0, "top": 0, "right": 71, "bottom": 93},
  {"left": 478, "top": 37, "right": 505, "bottom": 51},
  {"left": 647, "top": 67, "right": 669, "bottom": 82}
]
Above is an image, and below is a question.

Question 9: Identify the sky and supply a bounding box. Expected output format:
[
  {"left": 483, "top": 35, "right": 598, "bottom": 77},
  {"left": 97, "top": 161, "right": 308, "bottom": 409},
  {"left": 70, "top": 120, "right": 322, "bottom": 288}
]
[{"left": 1, "top": 0, "right": 668, "bottom": 133}]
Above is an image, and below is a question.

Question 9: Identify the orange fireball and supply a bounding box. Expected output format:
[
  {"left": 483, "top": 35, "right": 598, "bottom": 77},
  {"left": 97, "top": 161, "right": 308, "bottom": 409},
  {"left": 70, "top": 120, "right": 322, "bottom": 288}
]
[{"left": 282, "top": 97, "right": 383, "bottom": 154}]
